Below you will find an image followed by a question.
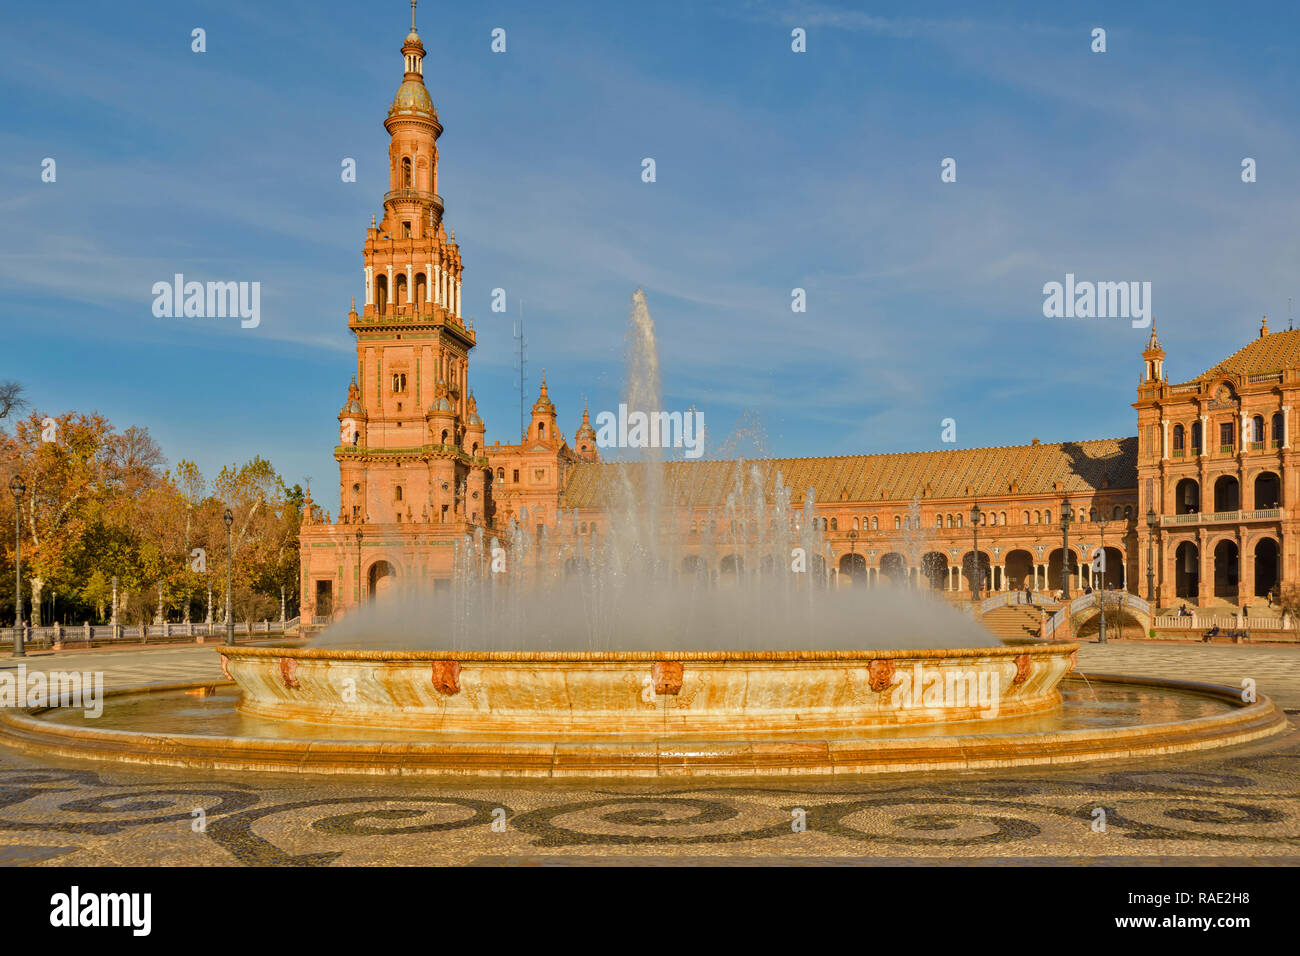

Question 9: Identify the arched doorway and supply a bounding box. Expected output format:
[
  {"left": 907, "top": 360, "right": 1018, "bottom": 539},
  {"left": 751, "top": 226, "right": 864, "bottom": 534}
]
[
  {"left": 839, "top": 552, "right": 867, "bottom": 586},
  {"left": 879, "top": 552, "right": 907, "bottom": 586},
  {"left": 719, "top": 554, "right": 743, "bottom": 584},
  {"left": 1212, "top": 540, "right": 1239, "bottom": 599},
  {"left": 1254, "top": 538, "right": 1279, "bottom": 598},
  {"left": 1004, "top": 549, "right": 1034, "bottom": 590},
  {"left": 1213, "top": 476, "right": 1240, "bottom": 513},
  {"left": 921, "top": 551, "right": 948, "bottom": 590},
  {"left": 1254, "top": 472, "right": 1281, "bottom": 509},
  {"left": 367, "top": 560, "right": 395, "bottom": 601},
  {"left": 1174, "top": 478, "right": 1200, "bottom": 514},
  {"left": 1047, "top": 548, "right": 1076, "bottom": 594},
  {"left": 1174, "top": 541, "right": 1199, "bottom": 599},
  {"left": 961, "top": 551, "right": 991, "bottom": 595},
  {"left": 1095, "top": 546, "right": 1124, "bottom": 589},
  {"left": 681, "top": 554, "right": 708, "bottom": 585}
]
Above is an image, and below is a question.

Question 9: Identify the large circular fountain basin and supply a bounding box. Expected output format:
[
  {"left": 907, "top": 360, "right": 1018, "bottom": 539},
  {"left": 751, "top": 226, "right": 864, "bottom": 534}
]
[{"left": 218, "top": 643, "right": 1079, "bottom": 736}]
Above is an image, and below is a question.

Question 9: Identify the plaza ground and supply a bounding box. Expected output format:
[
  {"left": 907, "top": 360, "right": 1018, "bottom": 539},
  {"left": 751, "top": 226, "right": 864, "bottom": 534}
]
[{"left": 0, "top": 639, "right": 1296, "bottom": 866}]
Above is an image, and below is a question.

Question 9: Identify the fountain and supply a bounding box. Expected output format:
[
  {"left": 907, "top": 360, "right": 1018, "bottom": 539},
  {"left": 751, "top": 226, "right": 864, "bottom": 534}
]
[{"left": 0, "top": 291, "right": 1287, "bottom": 776}]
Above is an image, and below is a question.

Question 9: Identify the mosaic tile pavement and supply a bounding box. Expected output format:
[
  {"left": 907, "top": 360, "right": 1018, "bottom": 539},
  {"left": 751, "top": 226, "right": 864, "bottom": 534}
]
[{"left": 0, "top": 641, "right": 1295, "bottom": 865}]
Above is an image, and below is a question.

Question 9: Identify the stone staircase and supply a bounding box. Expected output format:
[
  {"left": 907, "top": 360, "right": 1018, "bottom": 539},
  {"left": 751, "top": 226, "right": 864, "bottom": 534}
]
[{"left": 979, "top": 604, "right": 1043, "bottom": 641}]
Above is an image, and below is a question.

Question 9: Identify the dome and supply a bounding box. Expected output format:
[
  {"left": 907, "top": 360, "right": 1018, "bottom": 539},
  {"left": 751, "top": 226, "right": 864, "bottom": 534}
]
[
  {"left": 435, "top": 397, "right": 452, "bottom": 412},
  {"left": 467, "top": 411, "right": 483, "bottom": 427},
  {"left": 347, "top": 399, "right": 363, "bottom": 413},
  {"left": 389, "top": 80, "right": 434, "bottom": 117}
]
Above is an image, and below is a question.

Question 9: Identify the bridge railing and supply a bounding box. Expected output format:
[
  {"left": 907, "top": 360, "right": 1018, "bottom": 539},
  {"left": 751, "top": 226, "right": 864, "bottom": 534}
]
[
  {"left": 1041, "top": 592, "right": 1152, "bottom": 641},
  {"left": 0, "top": 617, "right": 300, "bottom": 649}
]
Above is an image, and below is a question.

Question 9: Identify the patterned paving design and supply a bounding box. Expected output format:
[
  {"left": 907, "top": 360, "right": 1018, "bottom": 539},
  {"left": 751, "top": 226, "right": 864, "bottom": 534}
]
[{"left": 0, "top": 640, "right": 1295, "bottom": 865}]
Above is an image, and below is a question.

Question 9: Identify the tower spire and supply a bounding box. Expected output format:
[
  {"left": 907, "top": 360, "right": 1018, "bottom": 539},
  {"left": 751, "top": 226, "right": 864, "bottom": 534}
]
[{"left": 411, "top": 0, "right": 418, "bottom": 32}]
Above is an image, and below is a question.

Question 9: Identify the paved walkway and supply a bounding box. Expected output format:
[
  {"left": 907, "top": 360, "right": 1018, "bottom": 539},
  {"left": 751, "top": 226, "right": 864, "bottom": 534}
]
[{"left": 0, "top": 640, "right": 1295, "bottom": 865}]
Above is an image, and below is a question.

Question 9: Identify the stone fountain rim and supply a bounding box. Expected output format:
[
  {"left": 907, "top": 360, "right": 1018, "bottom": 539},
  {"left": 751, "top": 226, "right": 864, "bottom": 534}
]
[
  {"left": 221, "top": 642, "right": 1078, "bottom": 663},
  {"left": 0, "top": 672, "right": 1285, "bottom": 779}
]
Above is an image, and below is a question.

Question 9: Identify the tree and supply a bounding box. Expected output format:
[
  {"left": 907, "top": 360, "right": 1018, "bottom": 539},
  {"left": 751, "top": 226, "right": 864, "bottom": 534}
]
[
  {"left": 3, "top": 412, "right": 115, "bottom": 624},
  {"left": 81, "top": 569, "right": 112, "bottom": 622},
  {"left": 0, "top": 381, "right": 27, "bottom": 421},
  {"left": 1277, "top": 584, "right": 1300, "bottom": 625}
]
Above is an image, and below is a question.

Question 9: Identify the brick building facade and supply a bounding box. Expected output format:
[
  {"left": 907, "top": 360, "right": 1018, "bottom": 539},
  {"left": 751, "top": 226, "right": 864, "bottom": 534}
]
[{"left": 297, "top": 14, "right": 1289, "bottom": 625}]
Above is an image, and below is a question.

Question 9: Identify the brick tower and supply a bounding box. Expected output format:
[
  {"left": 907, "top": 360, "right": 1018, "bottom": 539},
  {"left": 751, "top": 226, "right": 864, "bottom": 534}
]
[{"left": 299, "top": 2, "right": 489, "bottom": 625}]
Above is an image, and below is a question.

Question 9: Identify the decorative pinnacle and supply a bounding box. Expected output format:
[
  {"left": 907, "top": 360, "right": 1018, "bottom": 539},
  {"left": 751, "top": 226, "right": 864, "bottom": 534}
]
[{"left": 412, "top": 0, "right": 418, "bottom": 32}]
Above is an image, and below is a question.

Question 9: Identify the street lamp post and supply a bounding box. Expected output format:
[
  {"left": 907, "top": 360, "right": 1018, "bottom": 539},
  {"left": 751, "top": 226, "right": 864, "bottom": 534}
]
[
  {"left": 1059, "top": 497, "right": 1073, "bottom": 601},
  {"left": 969, "top": 503, "right": 983, "bottom": 601},
  {"left": 10, "top": 475, "right": 26, "bottom": 657},
  {"left": 848, "top": 529, "right": 859, "bottom": 587},
  {"left": 1146, "top": 507, "right": 1159, "bottom": 604},
  {"left": 1097, "top": 512, "right": 1109, "bottom": 644},
  {"left": 222, "top": 508, "right": 234, "bottom": 645},
  {"left": 355, "top": 530, "right": 363, "bottom": 606}
]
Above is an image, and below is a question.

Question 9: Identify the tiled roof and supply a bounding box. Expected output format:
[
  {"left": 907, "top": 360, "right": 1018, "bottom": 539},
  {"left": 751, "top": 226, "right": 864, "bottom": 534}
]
[
  {"left": 560, "top": 437, "right": 1137, "bottom": 510},
  {"left": 1180, "top": 329, "right": 1300, "bottom": 385}
]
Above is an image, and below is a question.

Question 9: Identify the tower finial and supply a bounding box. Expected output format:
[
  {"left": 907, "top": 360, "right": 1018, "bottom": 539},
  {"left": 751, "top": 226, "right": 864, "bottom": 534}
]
[{"left": 411, "top": 0, "right": 418, "bottom": 32}]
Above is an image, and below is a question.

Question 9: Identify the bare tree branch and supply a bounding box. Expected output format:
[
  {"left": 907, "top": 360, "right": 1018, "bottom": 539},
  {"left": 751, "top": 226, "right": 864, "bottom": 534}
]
[{"left": 0, "top": 381, "right": 26, "bottom": 421}]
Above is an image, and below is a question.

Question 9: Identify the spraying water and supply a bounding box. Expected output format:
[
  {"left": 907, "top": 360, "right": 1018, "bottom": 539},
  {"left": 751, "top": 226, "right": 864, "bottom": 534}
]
[{"left": 314, "top": 289, "right": 997, "bottom": 653}]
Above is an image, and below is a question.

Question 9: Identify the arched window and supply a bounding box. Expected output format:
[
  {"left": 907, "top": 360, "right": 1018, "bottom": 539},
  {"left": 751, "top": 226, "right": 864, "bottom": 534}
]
[
  {"left": 830, "top": 517, "right": 838, "bottom": 531},
  {"left": 935, "top": 514, "right": 943, "bottom": 528},
  {"left": 401, "top": 157, "right": 412, "bottom": 188},
  {"left": 1252, "top": 415, "right": 1265, "bottom": 445},
  {"left": 853, "top": 517, "right": 860, "bottom": 531},
  {"left": 376, "top": 274, "right": 388, "bottom": 314},
  {"left": 1173, "top": 423, "right": 1185, "bottom": 452},
  {"left": 1124, "top": 505, "right": 1132, "bottom": 519},
  {"left": 1113, "top": 506, "right": 1121, "bottom": 519},
  {"left": 496, "top": 468, "right": 504, "bottom": 481},
  {"left": 1191, "top": 421, "right": 1202, "bottom": 452},
  {"left": 1089, "top": 508, "right": 1097, "bottom": 522},
  {"left": 1272, "top": 412, "right": 1284, "bottom": 446},
  {"left": 1044, "top": 509, "right": 1051, "bottom": 525},
  {"left": 1022, "top": 511, "right": 1029, "bottom": 524},
  {"left": 1000, "top": 511, "right": 1007, "bottom": 525},
  {"left": 870, "top": 516, "right": 878, "bottom": 531},
  {"left": 946, "top": 514, "right": 953, "bottom": 528},
  {"left": 956, "top": 514, "right": 963, "bottom": 528},
  {"left": 391, "top": 372, "right": 406, "bottom": 393},
  {"left": 894, "top": 516, "right": 901, "bottom": 530},
  {"left": 1034, "top": 510, "right": 1041, "bottom": 524},
  {"left": 538, "top": 422, "right": 546, "bottom": 438},
  {"left": 394, "top": 485, "right": 403, "bottom": 502}
]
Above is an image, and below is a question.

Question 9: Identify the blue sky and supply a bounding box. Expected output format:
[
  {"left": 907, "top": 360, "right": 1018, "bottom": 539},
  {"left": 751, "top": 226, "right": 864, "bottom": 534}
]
[{"left": 3, "top": 0, "right": 1299, "bottom": 503}]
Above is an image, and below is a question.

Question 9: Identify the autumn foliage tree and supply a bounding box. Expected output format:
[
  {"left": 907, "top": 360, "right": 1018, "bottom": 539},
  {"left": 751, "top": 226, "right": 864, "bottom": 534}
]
[{"left": 0, "top": 400, "right": 301, "bottom": 627}]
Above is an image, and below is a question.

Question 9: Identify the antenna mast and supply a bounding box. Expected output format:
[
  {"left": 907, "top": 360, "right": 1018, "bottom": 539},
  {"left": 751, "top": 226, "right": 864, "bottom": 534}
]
[{"left": 512, "top": 302, "right": 527, "bottom": 442}]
